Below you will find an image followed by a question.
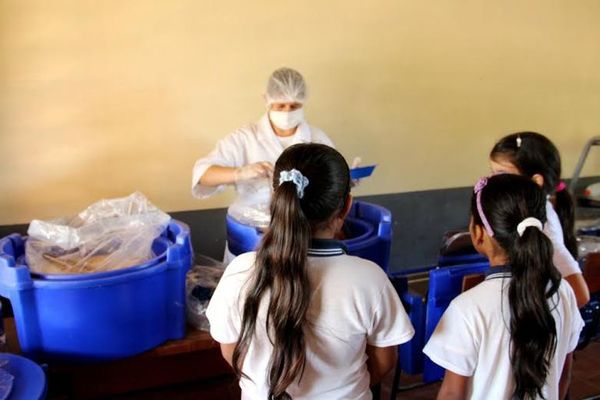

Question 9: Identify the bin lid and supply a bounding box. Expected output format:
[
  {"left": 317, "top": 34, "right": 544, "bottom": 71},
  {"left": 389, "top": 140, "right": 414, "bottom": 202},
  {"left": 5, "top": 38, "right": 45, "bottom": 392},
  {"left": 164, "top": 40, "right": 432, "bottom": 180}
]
[{"left": 0, "top": 354, "right": 46, "bottom": 400}]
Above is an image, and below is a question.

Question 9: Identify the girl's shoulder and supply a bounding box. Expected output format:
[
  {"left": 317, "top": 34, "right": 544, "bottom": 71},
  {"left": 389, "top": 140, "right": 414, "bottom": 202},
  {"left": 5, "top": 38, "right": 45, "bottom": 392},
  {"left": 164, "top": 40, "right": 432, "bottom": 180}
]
[
  {"left": 451, "top": 277, "right": 505, "bottom": 310},
  {"left": 314, "top": 254, "right": 390, "bottom": 288},
  {"left": 222, "top": 252, "right": 257, "bottom": 279}
]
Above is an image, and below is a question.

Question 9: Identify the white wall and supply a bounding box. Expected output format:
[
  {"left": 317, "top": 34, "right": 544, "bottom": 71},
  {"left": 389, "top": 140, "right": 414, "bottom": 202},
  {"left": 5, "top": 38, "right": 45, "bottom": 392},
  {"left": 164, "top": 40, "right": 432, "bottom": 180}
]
[{"left": 1, "top": 0, "right": 599, "bottom": 224}]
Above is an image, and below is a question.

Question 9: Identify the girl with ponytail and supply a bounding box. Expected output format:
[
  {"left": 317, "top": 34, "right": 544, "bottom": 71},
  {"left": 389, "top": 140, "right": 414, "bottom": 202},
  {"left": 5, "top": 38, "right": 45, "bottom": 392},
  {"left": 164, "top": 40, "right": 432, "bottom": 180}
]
[
  {"left": 206, "top": 143, "right": 414, "bottom": 399},
  {"left": 424, "top": 174, "right": 584, "bottom": 400},
  {"left": 490, "top": 132, "right": 589, "bottom": 307}
]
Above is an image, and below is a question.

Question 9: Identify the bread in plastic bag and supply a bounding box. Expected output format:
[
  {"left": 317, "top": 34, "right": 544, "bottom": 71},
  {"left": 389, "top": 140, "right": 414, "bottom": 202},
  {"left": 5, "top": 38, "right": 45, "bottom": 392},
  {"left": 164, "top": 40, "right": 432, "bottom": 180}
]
[{"left": 25, "top": 192, "right": 171, "bottom": 275}]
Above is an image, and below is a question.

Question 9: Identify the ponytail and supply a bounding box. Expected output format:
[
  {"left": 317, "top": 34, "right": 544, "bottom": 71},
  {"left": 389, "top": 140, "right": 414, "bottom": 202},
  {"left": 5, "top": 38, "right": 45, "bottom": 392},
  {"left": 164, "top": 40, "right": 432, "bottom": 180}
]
[
  {"left": 508, "top": 226, "right": 561, "bottom": 399},
  {"left": 232, "top": 143, "right": 350, "bottom": 400},
  {"left": 472, "top": 174, "right": 563, "bottom": 399},
  {"left": 233, "top": 184, "right": 311, "bottom": 400},
  {"left": 554, "top": 189, "right": 578, "bottom": 259}
]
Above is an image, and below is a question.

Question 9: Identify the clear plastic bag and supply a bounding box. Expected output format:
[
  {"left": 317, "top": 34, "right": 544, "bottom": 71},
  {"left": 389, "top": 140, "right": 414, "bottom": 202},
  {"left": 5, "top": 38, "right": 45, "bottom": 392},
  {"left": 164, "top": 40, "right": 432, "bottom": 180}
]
[
  {"left": 229, "top": 178, "right": 272, "bottom": 228},
  {"left": 25, "top": 192, "right": 171, "bottom": 275},
  {"left": 186, "top": 255, "right": 225, "bottom": 331}
]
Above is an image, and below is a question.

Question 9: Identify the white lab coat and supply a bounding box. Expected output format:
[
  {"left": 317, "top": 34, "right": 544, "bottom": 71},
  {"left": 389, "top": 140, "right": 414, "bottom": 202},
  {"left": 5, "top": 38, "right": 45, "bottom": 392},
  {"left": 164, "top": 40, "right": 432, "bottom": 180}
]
[{"left": 192, "top": 113, "right": 334, "bottom": 227}]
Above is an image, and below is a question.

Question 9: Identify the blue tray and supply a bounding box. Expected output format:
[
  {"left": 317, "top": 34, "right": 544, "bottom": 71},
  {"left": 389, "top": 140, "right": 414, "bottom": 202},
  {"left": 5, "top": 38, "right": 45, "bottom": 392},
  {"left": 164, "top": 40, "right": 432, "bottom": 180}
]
[{"left": 350, "top": 165, "right": 376, "bottom": 180}]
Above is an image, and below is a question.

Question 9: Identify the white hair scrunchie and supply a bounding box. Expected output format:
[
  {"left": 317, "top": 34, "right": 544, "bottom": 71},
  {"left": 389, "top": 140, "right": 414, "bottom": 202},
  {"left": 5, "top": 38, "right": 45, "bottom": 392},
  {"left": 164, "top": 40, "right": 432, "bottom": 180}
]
[
  {"left": 279, "top": 169, "right": 309, "bottom": 199},
  {"left": 516, "top": 217, "right": 543, "bottom": 237}
]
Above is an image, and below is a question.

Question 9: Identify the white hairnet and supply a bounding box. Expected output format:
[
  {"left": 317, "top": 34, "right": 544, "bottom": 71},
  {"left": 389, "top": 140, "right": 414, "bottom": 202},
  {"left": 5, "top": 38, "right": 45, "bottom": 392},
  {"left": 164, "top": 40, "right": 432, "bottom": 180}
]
[{"left": 265, "top": 67, "right": 307, "bottom": 105}]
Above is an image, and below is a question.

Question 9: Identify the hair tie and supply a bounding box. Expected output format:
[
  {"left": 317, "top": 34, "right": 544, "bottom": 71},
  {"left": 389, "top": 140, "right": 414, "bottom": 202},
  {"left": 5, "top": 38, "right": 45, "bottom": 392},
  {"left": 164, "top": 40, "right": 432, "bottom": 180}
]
[
  {"left": 516, "top": 217, "right": 543, "bottom": 237},
  {"left": 279, "top": 169, "right": 309, "bottom": 199},
  {"left": 516, "top": 136, "right": 522, "bottom": 148},
  {"left": 474, "top": 177, "right": 494, "bottom": 237},
  {"left": 555, "top": 181, "right": 567, "bottom": 192}
]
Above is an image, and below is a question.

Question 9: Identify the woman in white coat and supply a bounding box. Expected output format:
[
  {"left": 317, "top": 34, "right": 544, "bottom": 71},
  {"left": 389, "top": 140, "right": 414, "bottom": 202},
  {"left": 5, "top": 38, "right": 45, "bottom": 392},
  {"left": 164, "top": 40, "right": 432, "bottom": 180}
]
[{"left": 191, "top": 68, "right": 334, "bottom": 260}]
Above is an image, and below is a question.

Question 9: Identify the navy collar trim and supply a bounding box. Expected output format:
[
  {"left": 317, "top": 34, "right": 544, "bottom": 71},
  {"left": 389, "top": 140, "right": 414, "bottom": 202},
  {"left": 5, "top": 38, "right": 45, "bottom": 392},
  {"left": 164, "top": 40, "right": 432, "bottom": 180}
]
[
  {"left": 485, "top": 265, "right": 512, "bottom": 280},
  {"left": 307, "top": 239, "right": 348, "bottom": 257}
]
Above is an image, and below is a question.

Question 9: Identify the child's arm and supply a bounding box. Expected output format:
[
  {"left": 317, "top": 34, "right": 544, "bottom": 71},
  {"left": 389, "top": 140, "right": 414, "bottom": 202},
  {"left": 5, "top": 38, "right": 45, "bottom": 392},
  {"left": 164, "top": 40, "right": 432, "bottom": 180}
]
[
  {"left": 366, "top": 344, "right": 397, "bottom": 385},
  {"left": 219, "top": 342, "right": 237, "bottom": 368},
  {"left": 559, "top": 352, "right": 573, "bottom": 399},
  {"left": 437, "top": 370, "right": 469, "bottom": 400},
  {"left": 564, "top": 273, "right": 590, "bottom": 308}
]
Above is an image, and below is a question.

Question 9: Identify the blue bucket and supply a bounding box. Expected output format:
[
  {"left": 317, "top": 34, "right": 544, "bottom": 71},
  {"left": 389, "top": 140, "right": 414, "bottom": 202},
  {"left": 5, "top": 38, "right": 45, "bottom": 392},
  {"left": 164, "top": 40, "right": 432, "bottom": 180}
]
[
  {"left": 226, "top": 201, "right": 392, "bottom": 271},
  {"left": 0, "top": 220, "right": 193, "bottom": 362}
]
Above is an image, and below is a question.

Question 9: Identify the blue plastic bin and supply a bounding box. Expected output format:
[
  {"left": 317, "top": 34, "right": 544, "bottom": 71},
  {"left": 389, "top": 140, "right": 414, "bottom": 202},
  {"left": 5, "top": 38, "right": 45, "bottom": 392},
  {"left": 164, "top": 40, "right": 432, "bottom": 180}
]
[
  {"left": 0, "top": 220, "right": 193, "bottom": 362},
  {"left": 438, "top": 252, "right": 487, "bottom": 267},
  {"left": 226, "top": 214, "right": 263, "bottom": 257},
  {"left": 387, "top": 271, "right": 428, "bottom": 375},
  {"left": 398, "top": 290, "right": 426, "bottom": 375},
  {"left": 0, "top": 353, "right": 47, "bottom": 399},
  {"left": 226, "top": 201, "right": 392, "bottom": 271},
  {"left": 423, "top": 262, "right": 489, "bottom": 383}
]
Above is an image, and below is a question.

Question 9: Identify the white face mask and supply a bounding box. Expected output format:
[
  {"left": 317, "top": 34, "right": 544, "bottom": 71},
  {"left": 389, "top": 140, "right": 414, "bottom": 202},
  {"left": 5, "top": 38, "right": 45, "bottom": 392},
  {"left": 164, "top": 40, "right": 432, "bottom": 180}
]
[{"left": 269, "top": 108, "right": 304, "bottom": 131}]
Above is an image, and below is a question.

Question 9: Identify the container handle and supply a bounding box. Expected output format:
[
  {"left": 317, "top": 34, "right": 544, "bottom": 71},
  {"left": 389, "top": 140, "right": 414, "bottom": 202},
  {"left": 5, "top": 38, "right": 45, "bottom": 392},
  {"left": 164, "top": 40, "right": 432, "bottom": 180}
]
[{"left": 0, "top": 235, "right": 34, "bottom": 297}]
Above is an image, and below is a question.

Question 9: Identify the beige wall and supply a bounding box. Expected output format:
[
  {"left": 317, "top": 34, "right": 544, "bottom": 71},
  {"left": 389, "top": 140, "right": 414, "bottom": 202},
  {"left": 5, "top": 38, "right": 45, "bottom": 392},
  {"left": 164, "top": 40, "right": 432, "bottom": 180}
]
[{"left": 1, "top": 0, "right": 599, "bottom": 224}]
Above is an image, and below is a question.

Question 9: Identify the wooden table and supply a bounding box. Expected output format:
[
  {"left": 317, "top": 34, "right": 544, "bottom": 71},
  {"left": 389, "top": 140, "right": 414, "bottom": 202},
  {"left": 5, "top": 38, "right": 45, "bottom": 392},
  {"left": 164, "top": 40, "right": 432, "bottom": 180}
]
[{"left": 4, "top": 318, "right": 239, "bottom": 399}]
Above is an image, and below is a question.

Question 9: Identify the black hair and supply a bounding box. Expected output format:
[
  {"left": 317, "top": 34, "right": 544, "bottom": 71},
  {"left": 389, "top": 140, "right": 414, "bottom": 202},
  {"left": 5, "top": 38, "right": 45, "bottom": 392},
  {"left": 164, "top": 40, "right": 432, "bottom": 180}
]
[
  {"left": 471, "top": 174, "right": 561, "bottom": 400},
  {"left": 232, "top": 143, "right": 350, "bottom": 400},
  {"left": 490, "top": 131, "right": 577, "bottom": 258}
]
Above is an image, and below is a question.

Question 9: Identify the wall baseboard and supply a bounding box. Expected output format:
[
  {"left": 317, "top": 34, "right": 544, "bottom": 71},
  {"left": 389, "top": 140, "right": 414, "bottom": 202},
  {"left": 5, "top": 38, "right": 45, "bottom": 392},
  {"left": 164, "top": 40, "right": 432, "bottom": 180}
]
[{"left": 1, "top": 177, "right": 598, "bottom": 272}]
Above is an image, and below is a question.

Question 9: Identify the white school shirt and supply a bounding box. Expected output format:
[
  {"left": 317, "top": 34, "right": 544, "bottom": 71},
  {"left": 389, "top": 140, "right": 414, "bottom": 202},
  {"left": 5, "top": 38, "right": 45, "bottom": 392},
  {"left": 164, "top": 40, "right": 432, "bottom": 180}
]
[
  {"left": 545, "top": 200, "right": 580, "bottom": 278},
  {"left": 423, "top": 267, "right": 584, "bottom": 400},
  {"left": 206, "top": 240, "right": 415, "bottom": 400}
]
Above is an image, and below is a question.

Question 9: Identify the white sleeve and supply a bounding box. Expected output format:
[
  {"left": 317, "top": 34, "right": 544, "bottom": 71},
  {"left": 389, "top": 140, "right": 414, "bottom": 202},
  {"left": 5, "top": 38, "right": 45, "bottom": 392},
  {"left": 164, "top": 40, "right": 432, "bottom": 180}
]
[
  {"left": 564, "top": 284, "right": 585, "bottom": 353},
  {"left": 205, "top": 256, "right": 254, "bottom": 344},
  {"left": 367, "top": 277, "right": 415, "bottom": 347},
  {"left": 423, "top": 299, "right": 479, "bottom": 377},
  {"left": 191, "top": 132, "right": 245, "bottom": 199},
  {"left": 544, "top": 203, "right": 581, "bottom": 277}
]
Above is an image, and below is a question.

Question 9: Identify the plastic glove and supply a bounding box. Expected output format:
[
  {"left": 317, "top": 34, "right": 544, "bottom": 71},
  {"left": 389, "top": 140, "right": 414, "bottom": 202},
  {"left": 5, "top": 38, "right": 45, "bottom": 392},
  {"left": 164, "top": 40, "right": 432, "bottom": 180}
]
[{"left": 234, "top": 162, "right": 274, "bottom": 182}]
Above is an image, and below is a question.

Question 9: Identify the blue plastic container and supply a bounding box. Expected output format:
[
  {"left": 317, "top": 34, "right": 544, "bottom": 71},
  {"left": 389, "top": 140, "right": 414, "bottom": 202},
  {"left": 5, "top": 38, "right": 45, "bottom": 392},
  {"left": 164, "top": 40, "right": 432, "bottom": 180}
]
[
  {"left": 388, "top": 266, "right": 434, "bottom": 376},
  {"left": 398, "top": 290, "right": 426, "bottom": 375},
  {"left": 226, "top": 201, "right": 392, "bottom": 271},
  {"left": 423, "top": 262, "right": 489, "bottom": 382},
  {"left": 0, "top": 353, "right": 46, "bottom": 399},
  {"left": 226, "top": 214, "right": 263, "bottom": 257},
  {"left": 0, "top": 220, "right": 192, "bottom": 362},
  {"left": 438, "top": 252, "right": 487, "bottom": 267},
  {"left": 350, "top": 165, "right": 376, "bottom": 180}
]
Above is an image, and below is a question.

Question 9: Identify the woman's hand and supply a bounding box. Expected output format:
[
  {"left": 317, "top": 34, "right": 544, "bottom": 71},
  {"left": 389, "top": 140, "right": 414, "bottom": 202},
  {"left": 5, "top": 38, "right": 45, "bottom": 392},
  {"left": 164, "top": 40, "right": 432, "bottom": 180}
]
[
  {"left": 199, "top": 162, "right": 273, "bottom": 187},
  {"left": 234, "top": 162, "right": 274, "bottom": 182}
]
